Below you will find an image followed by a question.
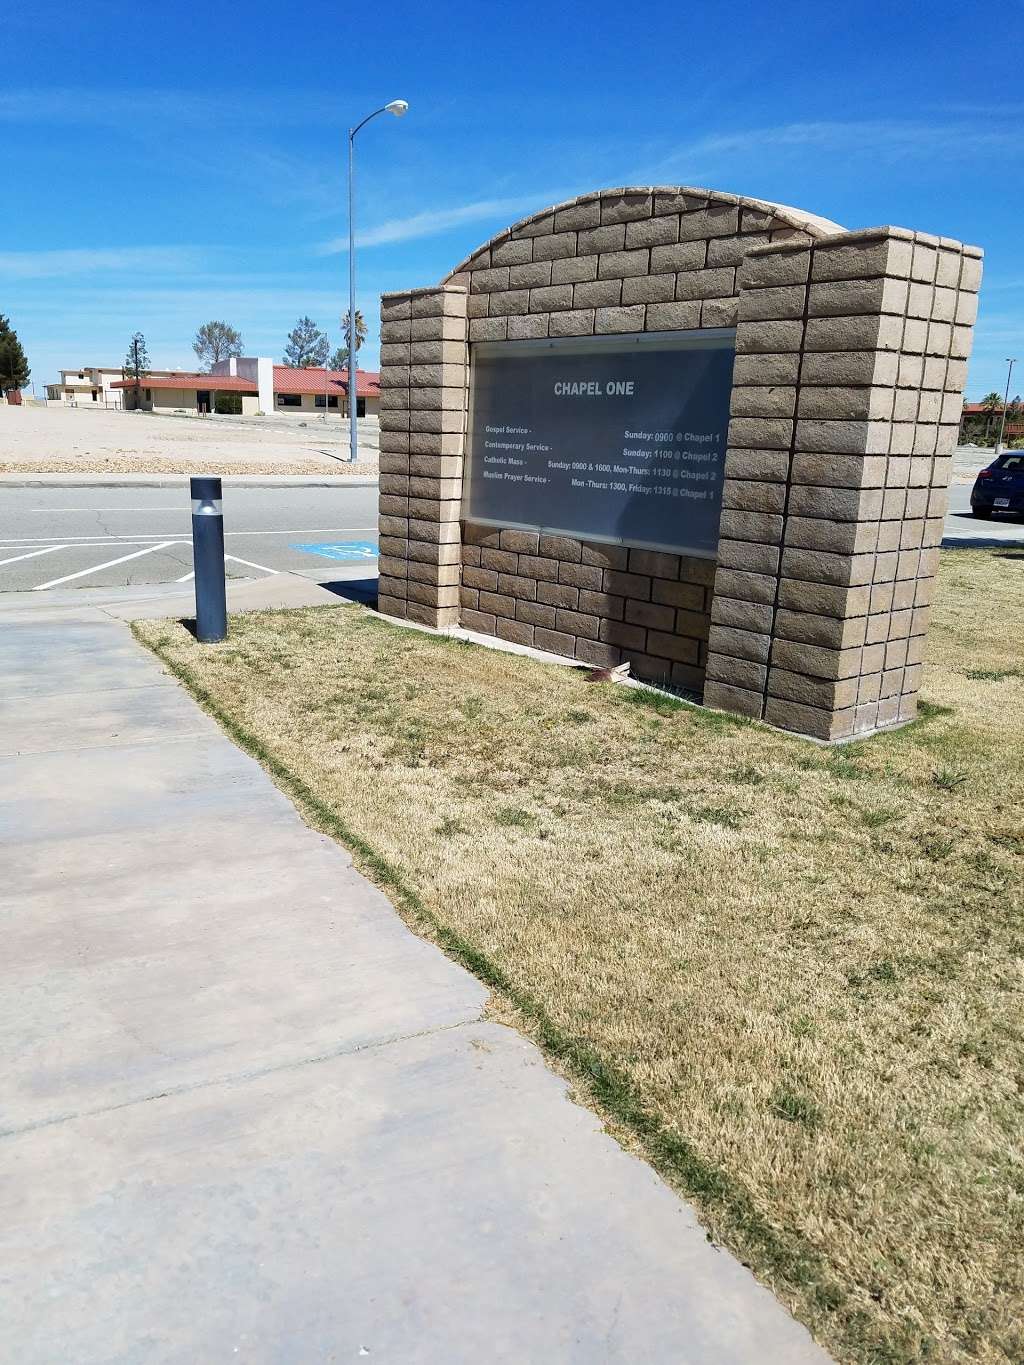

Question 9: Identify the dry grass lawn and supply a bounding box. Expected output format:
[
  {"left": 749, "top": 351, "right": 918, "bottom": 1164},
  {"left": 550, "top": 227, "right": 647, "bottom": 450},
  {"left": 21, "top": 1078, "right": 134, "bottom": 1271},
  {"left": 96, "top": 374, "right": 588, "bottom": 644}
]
[{"left": 136, "top": 547, "right": 1024, "bottom": 1364}]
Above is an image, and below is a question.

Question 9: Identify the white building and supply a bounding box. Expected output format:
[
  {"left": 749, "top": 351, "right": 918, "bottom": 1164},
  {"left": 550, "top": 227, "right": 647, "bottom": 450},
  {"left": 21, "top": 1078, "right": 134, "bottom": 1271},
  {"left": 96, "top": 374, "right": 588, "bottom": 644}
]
[
  {"left": 45, "top": 366, "right": 175, "bottom": 407},
  {"left": 45, "top": 358, "right": 381, "bottom": 417},
  {"left": 111, "top": 358, "right": 380, "bottom": 417}
]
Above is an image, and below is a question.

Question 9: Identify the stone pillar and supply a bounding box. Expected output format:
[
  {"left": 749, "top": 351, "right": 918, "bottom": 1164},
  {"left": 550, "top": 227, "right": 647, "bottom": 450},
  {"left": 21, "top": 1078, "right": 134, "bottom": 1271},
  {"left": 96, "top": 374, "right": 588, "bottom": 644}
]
[
  {"left": 376, "top": 286, "right": 469, "bottom": 627},
  {"left": 704, "top": 227, "right": 981, "bottom": 740}
]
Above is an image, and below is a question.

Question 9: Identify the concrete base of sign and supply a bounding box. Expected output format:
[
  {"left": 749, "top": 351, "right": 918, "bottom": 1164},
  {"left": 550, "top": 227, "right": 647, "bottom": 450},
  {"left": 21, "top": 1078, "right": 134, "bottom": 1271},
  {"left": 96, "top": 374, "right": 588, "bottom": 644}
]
[{"left": 376, "top": 187, "right": 981, "bottom": 742}]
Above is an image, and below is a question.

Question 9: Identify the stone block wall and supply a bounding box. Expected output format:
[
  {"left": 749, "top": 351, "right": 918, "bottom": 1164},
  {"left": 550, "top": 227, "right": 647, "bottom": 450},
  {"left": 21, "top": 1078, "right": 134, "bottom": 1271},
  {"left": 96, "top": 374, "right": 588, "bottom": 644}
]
[
  {"left": 376, "top": 286, "right": 468, "bottom": 627},
  {"left": 460, "top": 529, "right": 715, "bottom": 689},
  {"left": 446, "top": 187, "right": 837, "bottom": 344},
  {"left": 376, "top": 188, "right": 981, "bottom": 741},
  {"left": 703, "top": 227, "right": 981, "bottom": 740}
]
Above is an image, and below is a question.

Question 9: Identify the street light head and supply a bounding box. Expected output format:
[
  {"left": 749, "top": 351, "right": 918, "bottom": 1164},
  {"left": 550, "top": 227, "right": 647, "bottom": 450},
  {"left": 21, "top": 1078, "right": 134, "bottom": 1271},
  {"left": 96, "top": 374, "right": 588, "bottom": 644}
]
[{"left": 385, "top": 99, "right": 409, "bottom": 117}]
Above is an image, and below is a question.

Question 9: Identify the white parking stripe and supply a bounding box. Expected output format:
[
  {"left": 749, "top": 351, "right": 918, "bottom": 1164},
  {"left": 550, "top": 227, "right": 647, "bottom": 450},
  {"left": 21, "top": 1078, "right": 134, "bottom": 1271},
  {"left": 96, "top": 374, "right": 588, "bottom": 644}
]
[
  {"left": 176, "top": 570, "right": 195, "bottom": 583},
  {"left": 224, "top": 554, "right": 278, "bottom": 575},
  {"left": 0, "top": 526, "right": 379, "bottom": 545},
  {"left": 0, "top": 545, "right": 67, "bottom": 568},
  {"left": 0, "top": 540, "right": 170, "bottom": 552},
  {"left": 33, "top": 541, "right": 182, "bottom": 591},
  {"left": 0, "top": 537, "right": 179, "bottom": 546},
  {"left": 20, "top": 507, "right": 185, "bottom": 513}
]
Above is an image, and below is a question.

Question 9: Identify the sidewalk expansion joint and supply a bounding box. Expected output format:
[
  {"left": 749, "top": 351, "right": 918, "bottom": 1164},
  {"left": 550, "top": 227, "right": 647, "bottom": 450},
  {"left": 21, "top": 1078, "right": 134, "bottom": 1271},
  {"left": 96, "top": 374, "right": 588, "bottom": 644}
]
[
  {"left": 1, "top": 680, "right": 175, "bottom": 702},
  {"left": 0, "top": 729, "right": 216, "bottom": 760},
  {"left": 0, "top": 1014, "right": 486, "bottom": 1143}
]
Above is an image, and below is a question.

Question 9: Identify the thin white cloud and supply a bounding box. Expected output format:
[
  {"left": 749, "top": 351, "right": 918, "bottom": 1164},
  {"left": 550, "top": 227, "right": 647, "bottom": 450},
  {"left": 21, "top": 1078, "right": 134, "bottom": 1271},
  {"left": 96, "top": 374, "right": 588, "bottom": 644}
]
[
  {"left": 0, "top": 246, "right": 208, "bottom": 280},
  {"left": 17, "top": 290, "right": 349, "bottom": 322},
  {"left": 0, "top": 87, "right": 346, "bottom": 128},
  {"left": 970, "top": 314, "right": 1024, "bottom": 343},
  {"left": 922, "top": 100, "right": 1024, "bottom": 118},
  {"left": 652, "top": 119, "right": 1019, "bottom": 179},
  {"left": 316, "top": 195, "right": 549, "bottom": 255},
  {"left": 0, "top": 89, "right": 359, "bottom": 216}
]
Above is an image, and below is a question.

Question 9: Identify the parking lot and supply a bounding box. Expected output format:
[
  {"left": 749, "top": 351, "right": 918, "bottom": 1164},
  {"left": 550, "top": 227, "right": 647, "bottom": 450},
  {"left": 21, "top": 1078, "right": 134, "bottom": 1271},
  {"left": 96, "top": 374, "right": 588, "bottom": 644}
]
[
  {"left": 1, "top": 453, "right": 1020, "bottom": 598},
  {"left": 943, "top": 477, "right": 1024, "bottom": 545},
  {"left": 0, "top": 484, "right": 380, "bottom": 593}
]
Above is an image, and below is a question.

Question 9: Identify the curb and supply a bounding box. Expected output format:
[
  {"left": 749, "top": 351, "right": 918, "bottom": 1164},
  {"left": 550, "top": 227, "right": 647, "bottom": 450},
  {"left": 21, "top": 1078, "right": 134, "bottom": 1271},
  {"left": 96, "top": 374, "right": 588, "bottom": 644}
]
[
  {"left": 0, "top": 474, "right": 380, "bottom": 489},
  {"left": 0, "top": 566, "right": 374, "bottom": 616}
]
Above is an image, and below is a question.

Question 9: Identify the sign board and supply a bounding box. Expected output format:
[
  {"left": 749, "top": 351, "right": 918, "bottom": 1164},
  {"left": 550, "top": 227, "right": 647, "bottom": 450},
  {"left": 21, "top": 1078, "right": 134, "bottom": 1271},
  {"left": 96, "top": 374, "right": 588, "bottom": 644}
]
[{"left": 466, "top": 330, "right": 735, "bottom": 558}]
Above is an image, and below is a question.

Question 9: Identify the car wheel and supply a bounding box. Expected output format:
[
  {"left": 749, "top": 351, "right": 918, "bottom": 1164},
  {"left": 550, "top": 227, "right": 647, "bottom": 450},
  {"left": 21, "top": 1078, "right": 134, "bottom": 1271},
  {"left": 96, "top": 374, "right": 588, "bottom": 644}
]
[{"left": 972, "top": 508, "right": 992, "bottom": 519}]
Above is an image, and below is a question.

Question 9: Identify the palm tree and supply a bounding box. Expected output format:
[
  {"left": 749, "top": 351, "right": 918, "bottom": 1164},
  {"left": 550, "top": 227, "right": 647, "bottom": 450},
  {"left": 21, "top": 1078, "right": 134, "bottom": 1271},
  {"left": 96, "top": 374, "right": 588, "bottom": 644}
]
[
  {"left": 980, "top": 391, "right": 1003, "bottom": 442},
  {"left": 337, "top": 310, "right": 367, "bottom": 368}
]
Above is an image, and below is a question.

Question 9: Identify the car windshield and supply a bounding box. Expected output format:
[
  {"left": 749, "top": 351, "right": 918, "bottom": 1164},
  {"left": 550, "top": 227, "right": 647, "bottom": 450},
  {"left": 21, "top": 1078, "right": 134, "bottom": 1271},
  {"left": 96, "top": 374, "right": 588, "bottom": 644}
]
[{"left": 996, "top": 455, "right": 1024, "bottom": 472}]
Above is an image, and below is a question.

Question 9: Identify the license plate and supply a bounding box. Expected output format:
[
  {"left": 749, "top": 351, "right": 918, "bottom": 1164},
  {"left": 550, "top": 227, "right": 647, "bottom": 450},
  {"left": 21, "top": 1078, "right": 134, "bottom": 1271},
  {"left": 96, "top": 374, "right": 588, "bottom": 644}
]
[{"left": 995, "top": 497, "right": 1010, "bottom": 507}]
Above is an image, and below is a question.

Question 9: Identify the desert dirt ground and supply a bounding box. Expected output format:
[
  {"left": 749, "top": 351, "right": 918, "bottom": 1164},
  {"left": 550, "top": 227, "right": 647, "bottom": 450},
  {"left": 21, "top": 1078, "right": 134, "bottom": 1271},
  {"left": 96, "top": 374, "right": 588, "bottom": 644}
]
[
  {"left": 0, "top": 405, "right": 379, "bottom": 476},
  {"left": 1, "top": 404, "right": 989, "bottom": 483}
]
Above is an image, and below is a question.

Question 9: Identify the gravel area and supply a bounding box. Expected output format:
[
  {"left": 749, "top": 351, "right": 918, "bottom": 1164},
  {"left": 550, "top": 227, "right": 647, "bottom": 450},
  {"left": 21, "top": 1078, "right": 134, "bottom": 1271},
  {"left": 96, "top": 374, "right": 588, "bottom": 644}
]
[{"left": 0, "top": 406, "right": 380, "bottom": 476}]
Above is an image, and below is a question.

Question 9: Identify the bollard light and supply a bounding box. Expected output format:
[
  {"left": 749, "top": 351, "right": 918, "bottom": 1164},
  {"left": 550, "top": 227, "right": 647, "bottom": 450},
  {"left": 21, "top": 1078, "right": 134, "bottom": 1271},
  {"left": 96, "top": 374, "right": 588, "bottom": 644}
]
[{"left": 190, "top": 475, "right": 227, "bottom": 642}]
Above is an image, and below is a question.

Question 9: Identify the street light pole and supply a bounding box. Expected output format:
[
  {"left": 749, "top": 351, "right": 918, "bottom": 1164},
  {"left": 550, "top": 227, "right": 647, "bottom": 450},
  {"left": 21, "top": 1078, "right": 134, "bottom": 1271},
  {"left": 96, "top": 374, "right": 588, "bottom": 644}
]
[
  {"left": 347, "top": 129, "right": 356, "bottom": 454},
  {"left": 995, "top": 357, "right": 1017, "bottom": 454},
  {"left": 347, "top": 98, "right": 408, "bottom": 464}
]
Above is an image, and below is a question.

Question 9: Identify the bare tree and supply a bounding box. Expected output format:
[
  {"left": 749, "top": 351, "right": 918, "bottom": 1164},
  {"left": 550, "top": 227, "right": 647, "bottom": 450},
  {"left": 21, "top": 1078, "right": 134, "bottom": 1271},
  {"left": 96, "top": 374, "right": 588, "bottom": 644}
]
[{"left": 193, "top": 321, "right": 243, "bottom": 370}]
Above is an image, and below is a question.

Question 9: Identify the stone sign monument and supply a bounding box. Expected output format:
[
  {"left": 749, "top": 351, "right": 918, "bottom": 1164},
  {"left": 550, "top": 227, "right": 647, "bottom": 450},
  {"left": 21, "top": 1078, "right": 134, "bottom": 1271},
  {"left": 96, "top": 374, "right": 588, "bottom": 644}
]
[{"left": 376, "top": 186, "right": 982, "bottom": 741}]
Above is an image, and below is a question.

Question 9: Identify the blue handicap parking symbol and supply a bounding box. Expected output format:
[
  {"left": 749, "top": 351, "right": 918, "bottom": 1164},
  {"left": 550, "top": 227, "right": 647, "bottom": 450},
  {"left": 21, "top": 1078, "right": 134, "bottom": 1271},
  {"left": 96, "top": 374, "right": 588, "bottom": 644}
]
[{"left": 291, "top": 541, "right": 379, "bottom": 562}]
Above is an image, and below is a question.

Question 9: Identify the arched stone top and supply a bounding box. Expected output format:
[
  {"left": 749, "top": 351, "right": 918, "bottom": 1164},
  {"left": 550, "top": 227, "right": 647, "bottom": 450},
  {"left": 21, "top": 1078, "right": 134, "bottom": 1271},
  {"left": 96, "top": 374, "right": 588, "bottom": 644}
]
[{"left": 441, "top": 186, "right": 845, "bottom": 283}]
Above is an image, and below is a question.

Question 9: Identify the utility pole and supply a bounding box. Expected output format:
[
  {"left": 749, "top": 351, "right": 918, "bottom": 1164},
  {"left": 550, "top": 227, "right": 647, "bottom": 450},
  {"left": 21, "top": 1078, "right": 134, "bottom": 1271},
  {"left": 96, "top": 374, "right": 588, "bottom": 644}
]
[
  {"left": 323, "top": 337, "right": 329, "bottom": 423},
  {"left": 347, "top": 135, "right": 357, "bottom": 458},
  {"left": 995, "top": 358, "right": 1017, "bottom": 453}
]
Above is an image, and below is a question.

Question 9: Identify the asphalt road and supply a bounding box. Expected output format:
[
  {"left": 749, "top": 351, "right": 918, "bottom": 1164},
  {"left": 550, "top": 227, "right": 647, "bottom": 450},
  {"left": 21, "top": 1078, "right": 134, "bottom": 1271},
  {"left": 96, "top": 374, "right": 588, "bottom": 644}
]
[
  {"left": 943, "top": 478, "right": 1024, "bottom": 546},
  {"left": 1, "top": 475, "right": 1020, "bottom": 596},
  {"left": 0, "top": 483, "right": 381, "bottom": 593}
]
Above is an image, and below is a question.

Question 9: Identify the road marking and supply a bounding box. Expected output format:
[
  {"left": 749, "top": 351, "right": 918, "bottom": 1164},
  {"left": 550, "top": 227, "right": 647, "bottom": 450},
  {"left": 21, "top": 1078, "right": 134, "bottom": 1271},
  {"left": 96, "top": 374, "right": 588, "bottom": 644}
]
[
  {"left": 0, "top": 540, "right": 177, "bottom": 551},
  {"left": 0, "top": 526, "right": 379, "bottom": 546},
  {"left": 0, "top": 545, "right": 67, "bottom": 568},
  {"left": 224, "top": 554, "right": 278, "bottom": 575},
  {"left": 176, "top": 570, "right": 195, "bottom": 583},
  {"left": 222, "top": 526, "right": 378, "bottom": 538},
  {"left": 33, "top": 541, "right": 182, "bottom": 591},
  {"left": 291, "top": 540, "right": 379, "bottom": 561}
]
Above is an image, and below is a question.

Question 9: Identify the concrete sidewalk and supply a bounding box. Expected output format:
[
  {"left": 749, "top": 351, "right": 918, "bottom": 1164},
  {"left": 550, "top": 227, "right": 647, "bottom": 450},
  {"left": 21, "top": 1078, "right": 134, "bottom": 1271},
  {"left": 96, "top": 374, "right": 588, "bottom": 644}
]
[{"left": 0, "top": 598, "right": 828, "bottom": 1363}]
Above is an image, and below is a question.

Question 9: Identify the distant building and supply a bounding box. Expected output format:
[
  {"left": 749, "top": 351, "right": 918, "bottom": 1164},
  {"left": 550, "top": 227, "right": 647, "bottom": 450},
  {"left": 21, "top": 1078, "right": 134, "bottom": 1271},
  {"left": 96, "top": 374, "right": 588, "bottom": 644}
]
[
  {"left": 45, "top": 365, "right": 177, "bottom": 407},
  {"left": 260, "top": 365, "right": 381, "bottom": 418},
  {"left": 960, "top": 401, "right": 1024, "bottom": 443},
  {"left": 109, "top": 357, "right": 380, "bottom": 417},
  {"left": 45, "top": 357, "right": 380, "bottom": 417}
]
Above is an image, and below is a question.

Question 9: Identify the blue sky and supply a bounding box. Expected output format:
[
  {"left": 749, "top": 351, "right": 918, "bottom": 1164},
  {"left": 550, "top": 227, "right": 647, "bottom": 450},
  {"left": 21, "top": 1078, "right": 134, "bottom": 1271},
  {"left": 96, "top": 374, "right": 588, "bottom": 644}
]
[{"left": 2, "top": 0, "right": 1021, "bottom": 398}]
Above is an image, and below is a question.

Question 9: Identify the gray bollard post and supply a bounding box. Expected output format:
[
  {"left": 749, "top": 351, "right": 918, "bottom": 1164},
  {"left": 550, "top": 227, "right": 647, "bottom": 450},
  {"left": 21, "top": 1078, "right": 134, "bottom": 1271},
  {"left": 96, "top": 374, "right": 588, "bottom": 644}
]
[{"left": 190, "top": 475, "right": 227, "bottom": 642}]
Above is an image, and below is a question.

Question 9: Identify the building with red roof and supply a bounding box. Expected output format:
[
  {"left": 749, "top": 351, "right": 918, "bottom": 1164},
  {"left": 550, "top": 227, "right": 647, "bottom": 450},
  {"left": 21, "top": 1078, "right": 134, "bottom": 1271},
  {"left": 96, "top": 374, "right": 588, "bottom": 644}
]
[
  {"left": 106, "top": 355, "right": 380, "bottom": 418},
  {"left": 960, "top": 400, "right": 1024, "bottom": 443}
]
